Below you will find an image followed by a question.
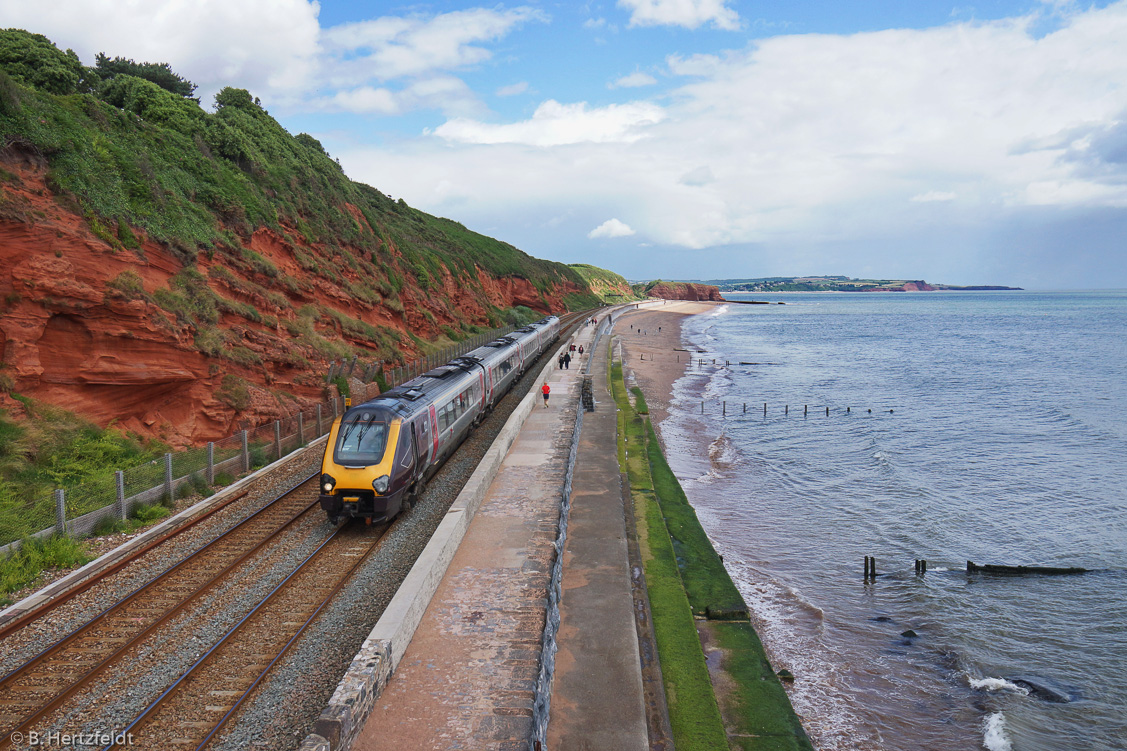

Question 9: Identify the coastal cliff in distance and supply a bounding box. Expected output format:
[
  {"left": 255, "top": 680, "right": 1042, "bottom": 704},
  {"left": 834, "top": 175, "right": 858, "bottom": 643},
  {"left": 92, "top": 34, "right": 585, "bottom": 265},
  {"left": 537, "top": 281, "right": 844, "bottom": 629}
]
[
  {"left": 0, "top": 30, "right": 601, "bottom": 447},
  {"left": 703, "top": 276, "right": 1022, "bottom": 293},
  {"left": 633, "top": 280, "right": 725, "bottom": 302},
  {"left": 568, "top": 264, "right": 639, "bottom": 302}
]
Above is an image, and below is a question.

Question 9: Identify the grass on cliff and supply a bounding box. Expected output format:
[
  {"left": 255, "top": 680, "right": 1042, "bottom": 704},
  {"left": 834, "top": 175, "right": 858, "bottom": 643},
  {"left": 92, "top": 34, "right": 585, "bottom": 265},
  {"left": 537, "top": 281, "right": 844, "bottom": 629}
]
[
  {"left": 0, "top": 30, "right": 594, "bottom": 307},
  {"left": 568, "top": 263, "right": 640, "bottom": 301}
]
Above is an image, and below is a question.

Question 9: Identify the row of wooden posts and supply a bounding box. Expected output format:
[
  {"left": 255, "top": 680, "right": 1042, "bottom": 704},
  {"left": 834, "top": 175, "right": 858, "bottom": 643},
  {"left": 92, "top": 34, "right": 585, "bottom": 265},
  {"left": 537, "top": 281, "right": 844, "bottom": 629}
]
[
  {"left": 699, "top": 402, "right": 895, "bottom": 416},
  {"left": 863, "top": 557, "right": 930, "bottom": 578}
]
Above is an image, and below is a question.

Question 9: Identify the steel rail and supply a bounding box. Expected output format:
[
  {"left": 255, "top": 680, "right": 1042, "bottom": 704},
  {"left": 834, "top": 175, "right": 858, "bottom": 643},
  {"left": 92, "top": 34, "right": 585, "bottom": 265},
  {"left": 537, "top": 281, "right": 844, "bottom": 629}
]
[
  {"left": 0, "top": 472, "right": 320, "bottom": 748},
  {"left": 0, "top": 489, "right": 249, "bottom": 641},
  {"left": 104, "top": 524, "right": 387, "bottom": 749}
]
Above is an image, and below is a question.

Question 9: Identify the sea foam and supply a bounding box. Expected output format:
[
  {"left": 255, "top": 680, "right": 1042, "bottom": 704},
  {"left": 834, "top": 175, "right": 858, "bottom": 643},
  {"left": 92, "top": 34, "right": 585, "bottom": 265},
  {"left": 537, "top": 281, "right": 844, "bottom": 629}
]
[
  {"left": 983, "top": 712, "right": 1012, "bottom": 751},
  {"left": 969, "top": 677, "right": 1031, "bottom": 695}
]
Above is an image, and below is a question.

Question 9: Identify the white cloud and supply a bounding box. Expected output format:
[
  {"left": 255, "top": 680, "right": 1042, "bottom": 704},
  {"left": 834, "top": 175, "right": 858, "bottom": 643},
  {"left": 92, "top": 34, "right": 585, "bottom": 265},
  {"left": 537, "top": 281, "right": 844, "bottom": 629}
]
[
  {"left": 0, "top": 0, "right": 321, "bottom": 105},
  {"left": 325, "top": 86, "right": 400, "bottom": 115},
  {"left": 610, "top": 72, "right": 658, "bottom": 88},
  {"left": 496, "top": 81, "right": 530, "bottom": 97},
  {"left": 338, "top": 1, "right": 1127, "bottom": 265},
  {"left": 0, "top": 2, "right": 543, "bottom": 117},
  {"left": 911, "top": 191, "right": 957, "bottom": 202},
  {"left": 679, "top": 166, "right": 715, "bottom": 186},
  {"left": 588, "top": 219, "right": 636, "bottom": 238},
  {"left": 618, "top": 0, "right": 739, "bottom": 30},
  {"left": 666, "top": 52, "right": 724, "bottom": 77},
  {"left": 321, "top": 7, "right": 546, "bottom": 82},
  {"left": 434, "top": 99, "right": 666, "bottom": 146},
  {"left": 318, "top": 76, "right": 481, "bottom": 117}
]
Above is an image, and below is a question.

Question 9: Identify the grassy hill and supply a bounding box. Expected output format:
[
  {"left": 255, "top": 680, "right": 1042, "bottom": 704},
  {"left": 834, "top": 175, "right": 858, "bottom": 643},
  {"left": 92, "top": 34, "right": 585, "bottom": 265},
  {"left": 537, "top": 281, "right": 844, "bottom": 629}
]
[
  {"left": 0, "top": 29, "right": 596, "bottom": 308},
  {"left": 567, "top": 263, "right": 640, "bottom": 301}
]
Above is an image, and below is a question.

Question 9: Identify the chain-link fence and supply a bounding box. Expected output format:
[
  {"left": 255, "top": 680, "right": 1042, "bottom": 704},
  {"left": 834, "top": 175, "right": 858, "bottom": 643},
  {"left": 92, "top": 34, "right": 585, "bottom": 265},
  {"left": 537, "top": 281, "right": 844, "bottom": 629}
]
[{"left": 0, "top": 321, "right": 525, "bottom": 555}]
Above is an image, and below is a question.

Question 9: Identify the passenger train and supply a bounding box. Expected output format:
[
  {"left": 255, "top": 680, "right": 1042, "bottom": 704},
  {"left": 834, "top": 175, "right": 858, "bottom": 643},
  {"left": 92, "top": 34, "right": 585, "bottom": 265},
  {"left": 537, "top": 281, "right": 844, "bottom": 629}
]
[{"left": 318, "top": 315, "right": 561, "bottom": 524}]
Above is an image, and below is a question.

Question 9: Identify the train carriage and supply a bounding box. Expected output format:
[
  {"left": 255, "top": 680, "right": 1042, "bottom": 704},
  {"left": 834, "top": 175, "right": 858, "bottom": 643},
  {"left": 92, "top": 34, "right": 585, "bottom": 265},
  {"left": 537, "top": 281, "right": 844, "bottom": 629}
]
[{"left": 318, "top": 315, "right": 560, "bottom": 524}]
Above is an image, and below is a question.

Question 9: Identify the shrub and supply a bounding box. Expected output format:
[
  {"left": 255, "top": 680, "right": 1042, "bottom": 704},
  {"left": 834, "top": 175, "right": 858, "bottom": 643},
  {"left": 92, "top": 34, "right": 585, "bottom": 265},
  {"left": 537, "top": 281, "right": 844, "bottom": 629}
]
[
  {"left": 106, "top": 269, "right": 147, "bottom": 301},
  {"left": 131, "top": 503, "right": 169, "bottom": 523},
  {"left": 216, "top": 375, "right": 251, "bottom": 410},
  {"left": 0, "top": 30, "right": 84, "bottom": 95},
  {"left": 0, "top": 534, "right": 90, "bottom": 598}
]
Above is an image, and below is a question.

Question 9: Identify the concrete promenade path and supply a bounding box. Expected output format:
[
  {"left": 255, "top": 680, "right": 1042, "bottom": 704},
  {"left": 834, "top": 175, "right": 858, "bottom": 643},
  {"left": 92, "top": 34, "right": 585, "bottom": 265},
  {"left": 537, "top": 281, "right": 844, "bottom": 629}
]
[{"left": 354, "top": 316, "right": 648, "bottom": 750}]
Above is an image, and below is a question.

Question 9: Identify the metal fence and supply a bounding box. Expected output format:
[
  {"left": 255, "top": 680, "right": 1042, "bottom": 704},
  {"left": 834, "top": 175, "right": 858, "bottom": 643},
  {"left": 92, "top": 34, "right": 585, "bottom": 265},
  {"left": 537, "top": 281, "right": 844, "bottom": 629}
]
[{"left": 0, "top": 321, "right": 523, "bottom": 555}]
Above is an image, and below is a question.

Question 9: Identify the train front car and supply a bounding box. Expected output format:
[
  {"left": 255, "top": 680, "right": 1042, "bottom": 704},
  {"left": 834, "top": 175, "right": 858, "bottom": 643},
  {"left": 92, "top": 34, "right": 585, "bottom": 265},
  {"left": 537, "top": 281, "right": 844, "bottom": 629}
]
[{"left": 319, "top": 402, "right": 412, "bottom": 524}]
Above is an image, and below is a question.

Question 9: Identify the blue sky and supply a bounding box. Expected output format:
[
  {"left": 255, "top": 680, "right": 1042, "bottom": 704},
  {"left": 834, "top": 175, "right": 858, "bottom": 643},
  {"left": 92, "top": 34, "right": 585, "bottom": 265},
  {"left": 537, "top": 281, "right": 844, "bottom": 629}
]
[{"left": 3, "top": 0, "right": 1127, "bottom": 288}]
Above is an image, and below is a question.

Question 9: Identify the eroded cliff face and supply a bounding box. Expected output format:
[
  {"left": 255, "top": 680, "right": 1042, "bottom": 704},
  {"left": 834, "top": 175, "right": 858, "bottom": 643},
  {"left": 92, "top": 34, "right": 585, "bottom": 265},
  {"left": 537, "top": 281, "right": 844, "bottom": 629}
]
[
  {"left": 644, "top": 282, "right": 725, "bottom": 302},
  {"left": 0, "top": 159, "right": 583, "bottom": 447}
]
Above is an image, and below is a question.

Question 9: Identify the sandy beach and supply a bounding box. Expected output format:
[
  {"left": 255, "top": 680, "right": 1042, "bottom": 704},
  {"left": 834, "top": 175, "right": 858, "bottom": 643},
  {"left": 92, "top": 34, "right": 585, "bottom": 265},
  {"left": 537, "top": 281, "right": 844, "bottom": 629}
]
[{"left": 615, "top": 301, "right": 721, "bottom": 437}]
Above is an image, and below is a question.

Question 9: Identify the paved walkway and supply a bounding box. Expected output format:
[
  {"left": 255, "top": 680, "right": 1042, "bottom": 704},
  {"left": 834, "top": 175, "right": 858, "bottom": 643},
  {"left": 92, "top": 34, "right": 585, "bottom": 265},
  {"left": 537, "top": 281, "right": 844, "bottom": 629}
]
[
  {"left": 547, "top": 328, "right": 649, "bottom": 751},
  {"left": 355, "top": 318, "right": 647, "bottom": 750}
]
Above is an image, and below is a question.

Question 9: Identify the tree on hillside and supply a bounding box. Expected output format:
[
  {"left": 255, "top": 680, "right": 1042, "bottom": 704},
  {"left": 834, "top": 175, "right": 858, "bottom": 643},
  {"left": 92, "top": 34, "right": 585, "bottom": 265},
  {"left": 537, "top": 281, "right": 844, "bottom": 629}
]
[
  {"left": 93, "top": 52, "right": 197, "bottom": 100},
  {"left": 0, "top": 29, "right": 85, "bottom": 95}
]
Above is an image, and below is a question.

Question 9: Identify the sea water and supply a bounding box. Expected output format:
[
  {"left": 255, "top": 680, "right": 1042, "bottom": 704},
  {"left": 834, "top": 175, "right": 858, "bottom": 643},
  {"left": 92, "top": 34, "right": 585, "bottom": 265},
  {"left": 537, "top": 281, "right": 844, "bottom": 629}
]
[{"left": 660, "top": 291, "right": 1127, "bottom": 751}]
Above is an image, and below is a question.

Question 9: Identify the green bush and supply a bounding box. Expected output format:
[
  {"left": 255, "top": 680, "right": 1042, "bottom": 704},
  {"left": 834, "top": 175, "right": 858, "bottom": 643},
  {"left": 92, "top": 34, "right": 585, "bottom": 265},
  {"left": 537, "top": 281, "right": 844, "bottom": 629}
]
[
  {"left": 131, "top": 503, "right": 169, "bottom": 523},
  {"left": 216, "top": 375, "right": 251, "bottom": 410},
  {"left": 0, "top": 30, "right": 85, "bottom": 95},
  {"left": 0, "top": 534, "right": 90, "bottom": 599}
]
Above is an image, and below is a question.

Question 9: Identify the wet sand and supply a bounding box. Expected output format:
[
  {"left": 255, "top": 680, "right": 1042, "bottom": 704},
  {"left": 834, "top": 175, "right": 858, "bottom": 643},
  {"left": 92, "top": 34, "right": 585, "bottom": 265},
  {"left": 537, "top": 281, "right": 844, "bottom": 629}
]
[{"left": 615, "top": 301, "right": 720, "bottom": 440}]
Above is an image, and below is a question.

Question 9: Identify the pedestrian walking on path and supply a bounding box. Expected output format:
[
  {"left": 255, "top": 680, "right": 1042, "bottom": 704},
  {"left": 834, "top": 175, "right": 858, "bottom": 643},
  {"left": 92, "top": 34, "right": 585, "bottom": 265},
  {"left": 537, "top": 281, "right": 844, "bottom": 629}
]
[
  {"left": 558, "top": 352, "right": 565, "bottom": 369},
  {"left": 541, "top": 381, "right": 550, "bottom": 408},
  {"left": 578, "top": 345, "right": 584, "bottom": 356},
  {"left": 563, "top": 352, "right": 571, "bottom": 369}
]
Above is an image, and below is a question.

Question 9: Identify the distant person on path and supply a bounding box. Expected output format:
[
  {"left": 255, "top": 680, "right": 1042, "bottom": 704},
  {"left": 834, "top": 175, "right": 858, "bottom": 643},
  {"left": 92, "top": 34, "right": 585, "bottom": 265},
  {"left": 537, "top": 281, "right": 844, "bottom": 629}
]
[
  {"left": 563, "top": 352, "right": 571, "bottom": 369},
  {"left": 578, "top": 345, "right": 584, "bottom": 356},
  {"left": 558, "top": 352, "right": 565, "bottom": 369},
  {"left": 541, "top": 381, "right": 550, "bottom": 408}
]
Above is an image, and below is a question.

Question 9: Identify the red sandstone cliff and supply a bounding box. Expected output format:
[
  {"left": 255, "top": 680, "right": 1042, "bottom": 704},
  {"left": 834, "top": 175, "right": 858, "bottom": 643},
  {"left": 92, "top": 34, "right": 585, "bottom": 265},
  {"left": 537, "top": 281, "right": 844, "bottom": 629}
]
[
  {"left": 640, "top": 282, "right": 725, "bottom": 302},
  {"left": 0, "top": 159, "right": 584, "bottom": 447}
]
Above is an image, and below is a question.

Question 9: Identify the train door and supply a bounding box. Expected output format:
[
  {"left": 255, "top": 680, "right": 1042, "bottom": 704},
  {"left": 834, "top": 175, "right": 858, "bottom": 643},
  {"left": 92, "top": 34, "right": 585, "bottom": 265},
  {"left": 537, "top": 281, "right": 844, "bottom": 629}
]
[
  {"left": 428, "top": 404, "right": 438, "bottom": 459},
  {"left": 477, "top": 369, "right": 487, "bottom": 411}
]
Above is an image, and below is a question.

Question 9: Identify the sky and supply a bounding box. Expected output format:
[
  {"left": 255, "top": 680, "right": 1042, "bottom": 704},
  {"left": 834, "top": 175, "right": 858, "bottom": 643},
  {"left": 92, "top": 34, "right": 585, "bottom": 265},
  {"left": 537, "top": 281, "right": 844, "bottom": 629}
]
[{"left": 3, "top": 1, "right": 1127, "bottom": 289}]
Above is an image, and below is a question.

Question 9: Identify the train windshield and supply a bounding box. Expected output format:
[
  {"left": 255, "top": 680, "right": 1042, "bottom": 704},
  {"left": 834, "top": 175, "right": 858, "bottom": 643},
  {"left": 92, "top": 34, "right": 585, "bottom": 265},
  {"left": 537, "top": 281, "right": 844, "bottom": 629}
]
[{"left": 334, "top": 409, "right": 392, "bottom": 465}]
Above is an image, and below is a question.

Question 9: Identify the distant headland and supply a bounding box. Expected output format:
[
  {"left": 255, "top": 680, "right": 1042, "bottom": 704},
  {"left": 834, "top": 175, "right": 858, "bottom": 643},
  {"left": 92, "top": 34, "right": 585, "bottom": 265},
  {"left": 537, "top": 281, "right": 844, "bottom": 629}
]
[{"left": 688, "top": 276, "right": 1023, "bottom": 293}]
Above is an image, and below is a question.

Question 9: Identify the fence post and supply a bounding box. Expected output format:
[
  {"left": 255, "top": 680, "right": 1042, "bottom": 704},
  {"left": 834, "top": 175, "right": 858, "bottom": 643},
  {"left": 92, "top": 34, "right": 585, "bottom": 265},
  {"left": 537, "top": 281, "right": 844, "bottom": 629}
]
[
  {"left": 55, "top": 489, "right": 66, "bottom": 536},
  {"left": 207, "top": 442, "right": 215, "bottom": 485},
  {"left": 242, "top": 430, "right": 250, "bottom": 473},
  {"left": 115, "top": 470, "right": 126, "bottom": 521},
  {"left": 316, "top": 404, "right": 323, "bottom": 437},
  {"left": 274, "top": 420, "right": 282, "bottom": 461},
  {"left": 298, "top": 412, "right": 305, "bottom": 446},
  {"left": 332, "top": 398, "right": 339, "bottom": 418},
  {"left": 163, "top": 453, "right": 173, "bottom": 504}
]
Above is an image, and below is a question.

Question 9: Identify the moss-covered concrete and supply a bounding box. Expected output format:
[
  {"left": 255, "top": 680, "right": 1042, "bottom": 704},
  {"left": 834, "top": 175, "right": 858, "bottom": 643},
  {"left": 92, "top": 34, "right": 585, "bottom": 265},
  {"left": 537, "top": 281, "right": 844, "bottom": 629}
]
[{"left": 611, "top": 345, "right": 812, "bottom": 751}]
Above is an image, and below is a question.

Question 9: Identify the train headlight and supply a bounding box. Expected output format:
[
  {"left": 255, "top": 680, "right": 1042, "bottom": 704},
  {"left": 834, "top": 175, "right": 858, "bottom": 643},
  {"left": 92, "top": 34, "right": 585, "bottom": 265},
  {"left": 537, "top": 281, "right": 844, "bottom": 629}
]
[
  {"left": 372, "top": 475, "right": 390, "bottom": 494},
  {"left": 321, "top": 473, "right": 336, "bottom": 493}
]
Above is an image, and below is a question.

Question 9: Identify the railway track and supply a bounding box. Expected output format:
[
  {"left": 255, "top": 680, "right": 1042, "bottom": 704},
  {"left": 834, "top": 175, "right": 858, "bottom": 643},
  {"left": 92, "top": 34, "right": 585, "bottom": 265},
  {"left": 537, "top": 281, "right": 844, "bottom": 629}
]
[
  {"left": 106, "top": 523, "right": 387, "bottom": 750},
  {"left": 0, "top": 474, "right": 321, "bottom": 749},
  {"left": 0, "top": 310, "right": 592, "bottom": 750}
]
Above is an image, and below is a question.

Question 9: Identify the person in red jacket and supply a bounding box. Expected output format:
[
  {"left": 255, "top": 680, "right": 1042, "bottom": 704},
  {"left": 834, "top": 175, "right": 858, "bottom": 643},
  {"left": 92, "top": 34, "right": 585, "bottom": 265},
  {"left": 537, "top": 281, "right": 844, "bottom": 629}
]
[{"left": 541, "top": 381, "right": 550, "bottom": 408}]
